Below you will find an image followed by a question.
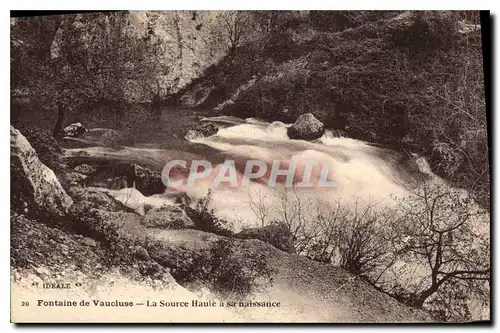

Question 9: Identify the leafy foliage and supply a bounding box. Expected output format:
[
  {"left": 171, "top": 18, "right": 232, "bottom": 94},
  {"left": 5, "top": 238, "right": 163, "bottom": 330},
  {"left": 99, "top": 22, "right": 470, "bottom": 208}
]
[{"left": 11, "top": 13, "right": 170, "bottom": 106}]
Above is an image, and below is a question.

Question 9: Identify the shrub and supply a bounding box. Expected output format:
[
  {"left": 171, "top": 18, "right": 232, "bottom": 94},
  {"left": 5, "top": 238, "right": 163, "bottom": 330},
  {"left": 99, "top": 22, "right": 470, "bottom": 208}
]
[
  {"left": 335, "top": 207, "right": 393, "bottom": 277},
  {"left": 302, "top": 199, "right": 395, "bottom": 279},
  {"left": 174, "top": 238, "right": 275, "bottom": 298},
  {"left": 235, "top": 221, "right": 295, "bottom": 254},
  {"left": 390, "top": 12, "right": 460, "bottom": 54},
  {"left": 308, "top": 11, "right": 401, "bottom": 32},
  {"left": 186, "top": 190, "right": 233, "bottom": 237}
]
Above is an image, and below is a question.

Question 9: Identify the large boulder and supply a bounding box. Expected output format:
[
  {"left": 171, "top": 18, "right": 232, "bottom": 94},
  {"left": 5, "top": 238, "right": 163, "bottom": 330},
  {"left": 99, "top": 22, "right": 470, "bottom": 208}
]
[
  {"left": 84, "top": 164, "right": 166, "bottom": 196},
  {"left": 287, "top": 113, "right": 325, "bottom": 140},
  {"left": 11, "top": 126, "right": 73, "bottom": 216},
  {"left": 127, "top": 164, "right": 166, "bottom": 196},
  {"left": 99, "top": 187, "right": 147, "bottom": 216},
  {"left": 63, "top": 122, "right": 88, "bottom": 137},
  {"left": 234, "top": 222, "right": 295, "bottom": 254},
  {"left": 184, "top": 122, "right": 218, "bottom": 140},
  {"left": 142, "top": 205, "right": 194, "bottom": 229},
  {"left": 71, "top": 187, "right": 134, "bottom": 213}
]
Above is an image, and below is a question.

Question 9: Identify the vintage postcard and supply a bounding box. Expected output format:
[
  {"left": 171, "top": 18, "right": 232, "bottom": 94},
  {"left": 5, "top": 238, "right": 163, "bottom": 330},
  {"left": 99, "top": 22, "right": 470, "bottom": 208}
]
[{"left": 10, "top": 10, "right": 490, "bottom": 323}]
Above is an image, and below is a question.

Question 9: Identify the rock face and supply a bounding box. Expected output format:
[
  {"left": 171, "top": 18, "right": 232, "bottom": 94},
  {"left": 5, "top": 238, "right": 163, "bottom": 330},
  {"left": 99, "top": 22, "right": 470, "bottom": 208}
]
[
  {"left": 142, "top": 205, "right": 194, "bottom": 229},
  {"left": 184, "top": 122, "right": 218, "bottom": 140},
  {"left": 100, "top": 187, "right": 147, "bottom": 216},
  {"left": 235, "top": 222, "right": 295, "bottom": 254},
  {"left": 128, "top": 164, "right": 166, "bottom": 196},
  {"left": 83, "top": 163, "right": 166, "bottom": 196},
  {"left": 63, "top": 122, "right": 88, "bottom": 137},
  {"left": 287, "top": 113, "right": 325, "bottom": 140},
  {"left": 71, "top": 187, "right": 134, "bottom": 213},
  {"left": 10, "top": 126, "right": 73, "bottom": 216}
]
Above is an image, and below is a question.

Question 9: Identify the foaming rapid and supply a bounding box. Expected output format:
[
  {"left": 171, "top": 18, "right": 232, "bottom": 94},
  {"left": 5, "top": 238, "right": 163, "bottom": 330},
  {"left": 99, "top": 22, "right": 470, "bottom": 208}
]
[
  {"left": 61, "top": 115, "right": 487, "bottom": 233},
  {"left": 185, "top": 117, "right": 427, "bottom": 231}
]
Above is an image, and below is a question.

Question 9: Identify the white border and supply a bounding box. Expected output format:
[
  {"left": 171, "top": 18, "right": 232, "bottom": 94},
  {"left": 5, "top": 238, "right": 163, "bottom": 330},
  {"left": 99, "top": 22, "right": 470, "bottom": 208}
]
[{"left": 2, "top": 2, "right": 498, "bottom": 332}]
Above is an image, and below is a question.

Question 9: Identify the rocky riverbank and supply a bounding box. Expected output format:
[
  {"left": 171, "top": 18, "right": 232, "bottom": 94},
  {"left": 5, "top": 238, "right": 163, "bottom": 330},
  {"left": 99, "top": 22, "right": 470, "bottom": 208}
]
[{"left": 10, "top": 124, "right": 433, "bottom": 322}]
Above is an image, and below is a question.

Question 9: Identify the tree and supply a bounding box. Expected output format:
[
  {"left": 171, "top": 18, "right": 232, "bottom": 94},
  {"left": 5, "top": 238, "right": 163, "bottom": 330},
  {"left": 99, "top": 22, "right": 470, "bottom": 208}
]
[
  {"left": 246, "top": 190, "right": 396, "bottom": 278},
  {"left": 11, "top": 14, "right": 73, "bottom": 138},
  {"left": 243, "top": 182, "right": 489, "bottom": 320},
  {"left": 334, "top": 200, "right": 395, "bottom": 277},
  {"left": 250, "top": 11, "right": 290, "bottom": 34},
  {"left": 247, "top": 189, "right": 322, "bottom": 254},
  {"left": 11, "top": 11, "right": 174, "bottom": 135},
  {"left": 392, "top": 181, "right": 490, "bottom": 308},
  {"left": 218, "top": 11, "right": 250, "bottom": 49}
]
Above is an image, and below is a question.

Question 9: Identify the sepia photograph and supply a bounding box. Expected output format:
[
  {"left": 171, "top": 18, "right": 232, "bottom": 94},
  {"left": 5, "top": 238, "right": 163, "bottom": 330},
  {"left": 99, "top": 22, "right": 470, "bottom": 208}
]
[{"left": 10, "top": 10, "right": 490, "bottom": 323}]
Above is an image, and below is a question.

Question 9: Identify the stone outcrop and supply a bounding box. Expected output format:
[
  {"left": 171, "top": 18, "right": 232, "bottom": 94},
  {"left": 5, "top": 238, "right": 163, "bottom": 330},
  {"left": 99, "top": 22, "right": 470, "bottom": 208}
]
[
  {"left": 71, "top": 187, "right": 135, "bottom": 213},
  {"left": 63, "top": 122, "right": 88, "bottom": 137},
  {"left": 184, "top": 122, "right": 218, "bottom": 141},
  {"left": 235, "top": 222, "right": 295, "bottom": 254},
  {"left": 11, "top": 126, "right": 73, "bottom": 216},
  {"left": 99, "top": 187, "right": 148, "bottom": 216},
  {"left": 287, "top": 113, "right": 325, "bottom": 140},
  {"left": 128, "top": 164, "right": 166, "bottom": 196},
  {"left": 142, "top": 205, "right": 194, "bottom": 229},
  {"left": 82, "top": 163, "right": 166, "bottom": 196}
]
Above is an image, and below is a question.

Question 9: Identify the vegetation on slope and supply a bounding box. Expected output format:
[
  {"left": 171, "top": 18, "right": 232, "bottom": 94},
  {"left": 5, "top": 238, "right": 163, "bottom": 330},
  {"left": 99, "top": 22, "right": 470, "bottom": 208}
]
[{"left": 175, "top": 11, "right": 489, "bottom": 207}]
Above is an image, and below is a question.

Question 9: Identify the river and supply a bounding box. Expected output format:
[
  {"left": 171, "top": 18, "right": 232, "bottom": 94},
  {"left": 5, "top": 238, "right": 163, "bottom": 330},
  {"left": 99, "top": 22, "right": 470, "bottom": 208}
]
[{"left": 62, "top": 112, "right": 436, "bottom": 231}]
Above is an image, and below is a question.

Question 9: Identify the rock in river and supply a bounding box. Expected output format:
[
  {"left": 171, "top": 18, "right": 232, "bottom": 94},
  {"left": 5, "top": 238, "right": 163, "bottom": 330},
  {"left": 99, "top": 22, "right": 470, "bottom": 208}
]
[
  {"left": 63, "top": 122, "right": 88, "bottom": 137},
  {"left": 184, "top": 122, "right": 218, "bottom": 140},
  {"left": 287, "top": 113, "right": 325, "bottom": 140}
]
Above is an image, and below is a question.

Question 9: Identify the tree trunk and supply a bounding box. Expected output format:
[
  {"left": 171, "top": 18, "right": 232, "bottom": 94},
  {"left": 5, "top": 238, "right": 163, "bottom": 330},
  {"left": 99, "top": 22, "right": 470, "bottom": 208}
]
[
  {"left": 53, "top": 102, "right": 65, "bottom": 140},
  {"left": 411, "top": 283, "right": 439, "bottom": 308},
  {"left": 39, "top": 16, "right": 63, "bottom": 62}
]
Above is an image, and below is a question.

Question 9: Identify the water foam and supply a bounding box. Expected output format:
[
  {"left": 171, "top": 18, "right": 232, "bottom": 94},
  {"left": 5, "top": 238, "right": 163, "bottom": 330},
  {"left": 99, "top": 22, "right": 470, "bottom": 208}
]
[{"left": 186, "top": 118, "right": 417, "bottom": 230}]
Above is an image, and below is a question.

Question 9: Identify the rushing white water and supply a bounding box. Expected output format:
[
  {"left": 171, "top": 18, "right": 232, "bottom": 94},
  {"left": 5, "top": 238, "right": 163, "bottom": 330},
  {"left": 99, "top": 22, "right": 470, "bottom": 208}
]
[
  {"left": 182, "top": 117, "right": 428, "bottom": 231},
  {"left": 63, "top": 116, "right": 485, "bottom": 233}
]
